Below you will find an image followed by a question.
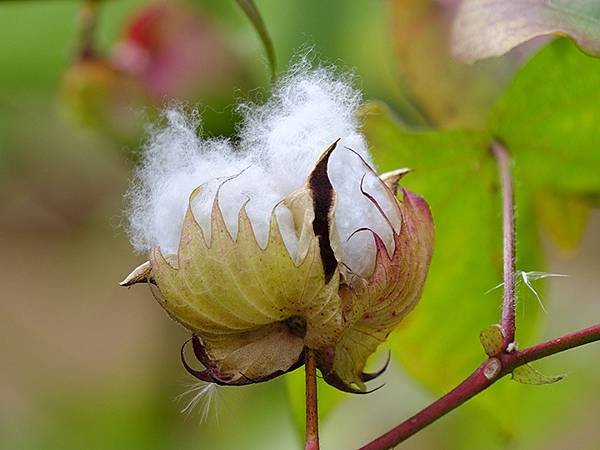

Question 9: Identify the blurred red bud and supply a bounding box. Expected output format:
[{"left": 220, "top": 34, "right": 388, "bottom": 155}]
[
  {"left": 61, "top": 2, "right": 248, "bottom": 144},
  {"left": 112, "top": 2, "right": 244, "bottom": 101}
]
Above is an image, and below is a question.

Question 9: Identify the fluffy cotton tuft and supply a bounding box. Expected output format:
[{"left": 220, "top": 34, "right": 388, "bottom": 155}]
[{"left": 126, "top": 64, "right": 400, "bottom": 277}]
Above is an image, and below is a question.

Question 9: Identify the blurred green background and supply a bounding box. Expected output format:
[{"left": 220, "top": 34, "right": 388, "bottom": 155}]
[{"left": 0, "top": 1, "right": 598, "bottom": 449}]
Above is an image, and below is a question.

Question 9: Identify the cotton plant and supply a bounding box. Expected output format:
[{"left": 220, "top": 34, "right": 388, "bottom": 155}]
[{"left": 120, "top": 66, "right": 434, "bottom": 394}]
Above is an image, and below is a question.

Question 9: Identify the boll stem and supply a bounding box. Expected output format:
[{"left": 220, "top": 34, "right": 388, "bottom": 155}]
[{"left": 304, "top": 349, "right": 320, "bottom": 450}]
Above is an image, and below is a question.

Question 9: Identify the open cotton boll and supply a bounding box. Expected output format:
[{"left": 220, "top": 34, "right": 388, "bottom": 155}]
[
  {"left": 126, "top": 67, "right": 401, "bottom": 277},
  {"left": 126, "top": 108, "right": 243, "bottom": 254}
]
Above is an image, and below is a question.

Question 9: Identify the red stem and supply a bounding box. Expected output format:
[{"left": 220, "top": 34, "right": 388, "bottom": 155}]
[
  {"left": 360, "top": 324, "right": 600, "bottom": 450},
  {"left": 506, "top": 323, "right": 600, "bottom": 367},
  {"left": 305, "top": 349, "right": 320, "bottom": 450},
  {"left": 360, "top": 361, "right": 497, "bottom": 450},
  {"left": 491, "top": 140, "right": 516, "bottom": 348}
]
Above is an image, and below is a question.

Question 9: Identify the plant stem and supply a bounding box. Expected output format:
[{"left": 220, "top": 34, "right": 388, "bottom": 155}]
[
  {"left": 360, "top": 324, "right": 600, "bottom": 450},
  {"left": 491, "top": 140, "right": 516, "bottom": 348},
  {"left": 360, "top": 140, "right": 600, "bottom": 449},
  {"left": 77, "top": 0, "right": 100, "bottom": 60},
  {"left": 360, "top": 360, "right": 496, "bottom": 450},
  {"left": 506, "top": 323, "right": 600, "bottom": 367},
  {"left": 234, "top": 0, "right": 278, "bottom": 82},
  {"left": 305, "top": 349, "right": 320, "bottom": 450}
]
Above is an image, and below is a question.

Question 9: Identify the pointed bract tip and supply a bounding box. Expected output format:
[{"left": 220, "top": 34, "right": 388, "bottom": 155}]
[
  {"left": 379, "top": 168, "right": 413, "bottom": 195},
  {"left": 119, "top": 261, "right": 152, "bottom": 286}
]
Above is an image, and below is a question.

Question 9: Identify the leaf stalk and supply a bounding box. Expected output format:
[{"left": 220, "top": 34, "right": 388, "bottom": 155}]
[{"left": 491, "top": 140, "right": 516, "bottom": 348}]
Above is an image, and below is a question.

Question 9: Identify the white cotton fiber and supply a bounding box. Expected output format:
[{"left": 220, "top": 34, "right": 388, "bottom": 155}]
[{"left": 126, "top": 64, "right": 401, "bottom": 277}]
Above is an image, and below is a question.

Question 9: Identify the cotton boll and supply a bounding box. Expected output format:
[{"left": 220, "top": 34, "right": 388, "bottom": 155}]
[
  {"left": 126, "top": 66, "right": 401, "bottom": 278},
  {"left": 121, "top": 65, "right": 435, "bottom": 396}
]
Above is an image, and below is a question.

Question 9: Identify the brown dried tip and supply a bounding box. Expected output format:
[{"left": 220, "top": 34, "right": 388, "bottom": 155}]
[
  {"left": 379, "top": 168, "right": 412, "bottom": 195},
  {"left": 119, "top": 261, "right": 153, "bottom": 286}
]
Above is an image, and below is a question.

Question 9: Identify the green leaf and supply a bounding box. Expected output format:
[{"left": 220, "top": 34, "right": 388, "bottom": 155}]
[
  {"left": 491, "top": 38, "right": 600, "bottom": 195},
  {"left": 534, "top": 190, "right": 593, "bottom": 252},
  {"left": 361, "top": 101, "right": 542, "bottom": 429},
  {"left": 453, "top": 0, "right": 600, "bottom": 63},
  {"left": 512, "top": 364, "right": 565, "bottom": 385},
  {"left": 480, "top": 324, "right": 505, "bottom": 357}
]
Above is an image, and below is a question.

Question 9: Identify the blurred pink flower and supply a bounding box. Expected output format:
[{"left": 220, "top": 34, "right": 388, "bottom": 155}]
[{"left": 112, "top": 2, "right": 244, "bottom": 101}]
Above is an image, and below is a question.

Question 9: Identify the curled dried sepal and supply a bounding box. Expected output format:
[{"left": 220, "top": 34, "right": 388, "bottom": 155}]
[
  {"left": 180, "top": 336, "right": 305, "bottom": 386},
  {"left": 316, "top": 348, "right": 390, "bottom": 394}
]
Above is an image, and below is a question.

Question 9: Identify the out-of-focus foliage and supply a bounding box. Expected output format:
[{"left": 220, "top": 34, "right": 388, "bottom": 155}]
[
  {"left": 491, "top": 39, "right": 600, "bottom": 194},
  {"left": 388, "top": 0, "right": 534, "bottom": 128},
  {"left": 114, "top": 2, "right": 245, "bottom": 101},
  {"left": 535, "top": 191, "right": 592, "bottom": 253},
  {"left": 60, "top": 1, "right": 249, "bottom": 146},
  {"left": 491, "top": 38, "right": 600, "bottom": 250},
  {"left": 61, "top": 58, "right": 148, "bottom": 144},
  {"left": 453, "top": 0, "right": 600, "bottom": 63},
  {"left": 1, "top": 1, "right": 600, "bottom": 450}
]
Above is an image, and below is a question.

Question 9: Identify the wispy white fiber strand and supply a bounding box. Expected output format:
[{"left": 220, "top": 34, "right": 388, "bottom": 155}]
[
  {"left": 176, "top": 382, "right": 220, "bottom": 423},
  {"left": 486, "top": 270, "right": 570, "bottom": 313}
]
